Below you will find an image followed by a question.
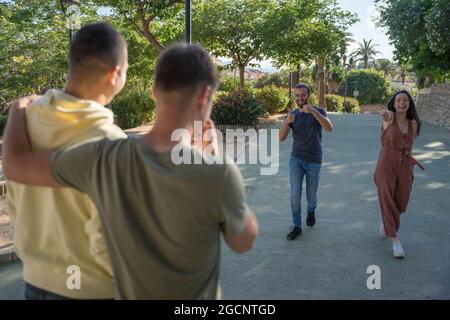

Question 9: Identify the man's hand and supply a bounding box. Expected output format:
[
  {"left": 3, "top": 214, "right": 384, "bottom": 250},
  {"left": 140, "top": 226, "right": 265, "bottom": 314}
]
[
  {"left": 3, "top": 93, "right": 59, "bottom": 187},
  {"left": 201, "top": 119, "right": 220, "bottom": 156},
  {"left": 302, "top": 104, "right": 333, "bottom": 132},
  {"left": 300, "top": 104, "right": 316, "bottom": 114},
  {"left": 192, "top": 119, "right": 220, "bottom": 157},
  {"left": 285, "top": 108, "right": 295, "bottom": 124},
  {"left": 11, "top": 94, "right": 41, "bottom": 110}
]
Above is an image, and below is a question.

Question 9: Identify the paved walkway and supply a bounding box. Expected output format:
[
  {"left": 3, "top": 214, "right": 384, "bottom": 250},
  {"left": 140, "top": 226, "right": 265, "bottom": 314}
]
[
  {"left": 220, "top": 114, "right": 450, "bottom": 299},
  {"left": 1, "top": 114, "right": 449, "bottom": 299}
]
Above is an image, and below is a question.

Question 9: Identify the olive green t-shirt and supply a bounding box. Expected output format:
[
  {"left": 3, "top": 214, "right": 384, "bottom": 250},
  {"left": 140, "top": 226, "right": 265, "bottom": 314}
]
[{"left": 49, "top": 137, "right": 248, "bottom": 299}]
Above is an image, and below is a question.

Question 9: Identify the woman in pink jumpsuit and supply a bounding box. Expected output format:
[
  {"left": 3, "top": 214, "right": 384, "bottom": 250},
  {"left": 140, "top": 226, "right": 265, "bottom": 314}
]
[{"left": 374, "top": 91, "right": 424, "bottom": 258}]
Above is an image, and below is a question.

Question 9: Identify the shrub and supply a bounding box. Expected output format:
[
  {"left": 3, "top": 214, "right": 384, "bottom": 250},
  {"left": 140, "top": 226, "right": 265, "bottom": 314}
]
[
  {"left": 342, "top": 97, "right": 361, "bottom": 113},
  {"left": 112, "top": 90, "right": 155, "bottom": 129},
  {"left": 211, "top": 90, "right": 265, "bottom": 126},
  {"left": 324, "top": 95, "right": 360, "bottom": 113},
  {"left": 254, "top": 85, "right": 289, "bottom": 114},
  {"left": 337, "top": 69, "right": 393, "bottom": 105},
  {"left": 325, "top": 95, "right": 344, "bottom": 112},
  {"left": 0, "top": 114, "right": 7, "bottom": 136},
  {"left": 309, "top": 92, "right": 319, "bottom": 106},
  {"left": 343, "top": 97, "right": 360, "bottom": 113}
]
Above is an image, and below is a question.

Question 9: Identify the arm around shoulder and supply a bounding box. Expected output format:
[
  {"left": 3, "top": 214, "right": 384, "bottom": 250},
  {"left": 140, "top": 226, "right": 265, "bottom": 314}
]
[{"left": 2, "top": 95, "right": 60, "bottom": 187}]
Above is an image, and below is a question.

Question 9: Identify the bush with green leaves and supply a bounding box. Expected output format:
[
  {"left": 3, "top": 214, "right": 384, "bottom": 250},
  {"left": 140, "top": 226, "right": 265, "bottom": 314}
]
[
  {"left": 324, "top": 95, "right": 360, "bottom": 113},
  {"left": 309, "top": 92, "right": 319, "bottom": 106},
  {"left": 254, "top": 85, "right": 289, "bottom": 114},
  {"left": 343, "top": 97, "right": 360, "bottom": 113},
  {"left": 112, "top": 90, "right": 155, "bottom": 130},
  {"left": 211, "top": 90, "right": 265, "bottom": 126},
  {"left": 0, "top": 114, "right": 8, "bottom": 136},
  {"left": 325, "top": 95, "right": 344, "bottom": 112},
  {"left": 337, "top": 69, "right": 393, "bottom": 105}
]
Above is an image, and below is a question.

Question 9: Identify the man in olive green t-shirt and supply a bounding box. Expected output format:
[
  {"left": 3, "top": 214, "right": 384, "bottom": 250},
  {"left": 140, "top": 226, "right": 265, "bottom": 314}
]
[{"left": 3, "top": 43, "right": 259, "bottom": 299}]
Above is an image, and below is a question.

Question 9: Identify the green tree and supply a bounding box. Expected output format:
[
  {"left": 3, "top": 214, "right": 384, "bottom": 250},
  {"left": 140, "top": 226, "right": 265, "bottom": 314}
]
[
  {"left": 337, "top": 69, "right": 392, "bottom": 105},
  {"left": 374, "top": 58, "right": 396, "bottom": 77},
  {"left": 376, "top": 0, "right": 450, "bottom": 87},
  {"left": 97, "top": 0, "right": 185, "bottom": 53},
  {"left": 194, "top": 0, "right": 275, "bottom": 90},
  {"left": 350, "top": 39, "right": 382, "bottom": 69},
  {"left": 390, "top": 62, "right": 414, "bottom": 85},
  {"left": 0, "top": 0, "right": 99, "bottom": 106},
  {"left": 265, "top": 0, "right": 357, "bottom": 107}
]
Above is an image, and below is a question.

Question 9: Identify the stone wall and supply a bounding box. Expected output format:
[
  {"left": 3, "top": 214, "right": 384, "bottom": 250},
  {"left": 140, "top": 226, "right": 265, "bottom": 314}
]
[
  {"left": 360, "top": 104, "right": 385, "bottom": 114},
  {"left": 416, "top": 83, "right": 450, "bottom": 129}
]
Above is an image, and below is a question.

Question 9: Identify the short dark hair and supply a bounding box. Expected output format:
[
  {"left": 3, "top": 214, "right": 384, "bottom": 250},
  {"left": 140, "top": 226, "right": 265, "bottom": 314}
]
[
  {"left": 295, "top": 83, "right": 310, "bottom": 95},
  {"left": 154, "top": 43, "right": 219, "bottom": 92},
  {"left": 69, "top": 23, "right": 127, "bottom": 74}
]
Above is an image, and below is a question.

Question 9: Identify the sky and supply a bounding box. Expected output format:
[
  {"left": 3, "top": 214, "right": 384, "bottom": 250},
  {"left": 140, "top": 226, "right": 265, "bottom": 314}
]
[
  {"left": 338, "top": 0, "right": 393, "bottom": 60},
  {"left": 255, "top": 0, "right": 395, "bottom": 72}
]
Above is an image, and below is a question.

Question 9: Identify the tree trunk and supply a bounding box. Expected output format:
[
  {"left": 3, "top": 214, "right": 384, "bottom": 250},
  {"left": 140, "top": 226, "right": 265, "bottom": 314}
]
[
  {"left": 239, "top": 65, "right": 245, "bottom": 90},
  {"left": 317, "top": 58, "right": 326, "bottom": 108},
  {"left": 292, "top": 64, "right": 300, "bottom": 87}
]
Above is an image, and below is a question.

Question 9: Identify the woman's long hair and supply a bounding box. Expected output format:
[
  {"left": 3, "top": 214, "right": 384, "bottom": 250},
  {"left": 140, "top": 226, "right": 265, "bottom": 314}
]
[{"left": 387, "top": 90, "right": 422, "bottom": 136}]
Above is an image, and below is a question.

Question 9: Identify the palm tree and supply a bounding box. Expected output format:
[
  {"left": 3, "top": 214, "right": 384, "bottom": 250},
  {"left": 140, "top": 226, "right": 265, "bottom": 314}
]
[
  {"left": 392, "top": 62, "right": 413, "bottom": 84},
  {"left": 374, "top": 58, "right": 397, "bottom": 77},
  {"left": 339, "top": 32, "right": 354, "bottom": 67},
  {"left": 350, "top": 39, "right": 382, "bottom": 69}
]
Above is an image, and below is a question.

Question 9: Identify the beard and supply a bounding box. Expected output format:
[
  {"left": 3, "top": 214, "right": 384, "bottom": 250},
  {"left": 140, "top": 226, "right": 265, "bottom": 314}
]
[{"left": 296, "top": 100, "right": 308, "bottom": 108}]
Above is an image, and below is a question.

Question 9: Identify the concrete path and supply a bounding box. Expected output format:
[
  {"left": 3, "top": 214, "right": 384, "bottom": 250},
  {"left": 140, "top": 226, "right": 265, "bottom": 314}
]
[
  {"left": 1, "top": 114, "right": 449, "bottom": 299},
  {"left": 220, "top": 114, "right": 450, "bottom": 299}
]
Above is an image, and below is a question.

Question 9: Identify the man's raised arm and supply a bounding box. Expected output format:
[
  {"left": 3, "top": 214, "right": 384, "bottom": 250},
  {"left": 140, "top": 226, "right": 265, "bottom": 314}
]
[{"left": 2, "top": 95, "right": 60, "bottom": 187}]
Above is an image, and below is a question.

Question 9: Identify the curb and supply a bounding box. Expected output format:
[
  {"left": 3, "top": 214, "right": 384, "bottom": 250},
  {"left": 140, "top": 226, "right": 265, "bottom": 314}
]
[{"left": 0, "top": 244, "right": 19, "bottom": 266}]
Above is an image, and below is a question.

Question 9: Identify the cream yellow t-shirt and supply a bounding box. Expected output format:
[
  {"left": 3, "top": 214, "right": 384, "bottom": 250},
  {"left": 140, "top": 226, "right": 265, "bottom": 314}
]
[{"left": 7, "top": 89, "right": 127, "bottom": 299}]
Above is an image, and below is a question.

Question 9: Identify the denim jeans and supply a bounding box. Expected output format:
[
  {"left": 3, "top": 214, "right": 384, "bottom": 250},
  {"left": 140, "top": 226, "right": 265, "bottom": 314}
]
[
  {"left": 25, "top": 283, "right": 72, "bottom": 300},
  {"left": 289, "top": 155, "right": 321, "bottom": 227}
]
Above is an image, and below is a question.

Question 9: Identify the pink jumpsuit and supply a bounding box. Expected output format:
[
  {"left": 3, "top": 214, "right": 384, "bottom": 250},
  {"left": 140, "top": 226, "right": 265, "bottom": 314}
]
[{"left": 374, "top": 117, "right": 424, "bottom": 238}]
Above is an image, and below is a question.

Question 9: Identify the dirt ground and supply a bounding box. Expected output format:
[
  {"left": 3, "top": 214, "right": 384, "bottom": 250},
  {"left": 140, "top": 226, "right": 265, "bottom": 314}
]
[{"left": 0, "top": 196, "right": 13, "bottom": 248}]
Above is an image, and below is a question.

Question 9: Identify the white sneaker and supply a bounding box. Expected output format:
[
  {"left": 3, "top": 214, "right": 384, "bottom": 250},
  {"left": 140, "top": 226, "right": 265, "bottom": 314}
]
[
  {"left": 393, "top": 240, "right": 405, "bottom": 258},
  {"left": 379, "top": 223, "right": 386, "bottom": 237}
]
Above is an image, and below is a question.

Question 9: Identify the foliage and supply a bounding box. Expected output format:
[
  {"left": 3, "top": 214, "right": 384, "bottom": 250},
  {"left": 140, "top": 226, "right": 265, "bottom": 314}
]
[
  {"left": 337, "top": 69, "right": 393, "bottom": 105},
  {"left": 218, "top": 75, "right": 254, "bottom": 93},
  {"left": 112, "top": 87, "right": 155, "bottom": 129},
  {"left": 376, "top": 0, "right": 450, "bottom": 87},
  {"left": 211, "top": 90, "right": 265, "bottom": 126},
  {"left": 324, "top": 94, "right": 360, "bottom": 113},
  {"left": 254, "top": 70, "right": 290, "bottom": 88},
  {"left": 265, "top": 0, "right": 358, "bottom": 67},
  {"left": 254, "top": 85, "right": 289, "bottom": 114},
  {"left": 0, "top": 114, "right": 8, "bottom": 136},
  {"left": 97, "top": 0, "right": 185, "bottom": 53},
  {"left": 342, "top": 97, "right": 360, "bottom": 113},
  {"left": 193, "top": 0, "right": 275, "bottom": 90},
  {"left": 324, "top": 94, "right": 344, "bottom": 112},
  {"left": 350, "top": 39, "right": 382, "bottom": 69}
]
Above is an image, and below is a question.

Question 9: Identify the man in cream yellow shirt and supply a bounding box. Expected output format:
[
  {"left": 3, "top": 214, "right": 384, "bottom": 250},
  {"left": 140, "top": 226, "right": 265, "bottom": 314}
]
[{"left": 6, "top": 22, "right": 128, "bottom": 299}]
